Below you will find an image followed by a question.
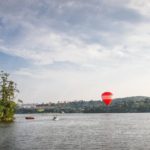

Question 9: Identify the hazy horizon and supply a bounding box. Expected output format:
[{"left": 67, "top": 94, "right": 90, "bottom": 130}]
[{"left": 1, "top": 0, "right": 150, "bottom": 103}]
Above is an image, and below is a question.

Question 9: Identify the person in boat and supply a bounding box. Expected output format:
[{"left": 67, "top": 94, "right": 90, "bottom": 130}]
[{"left": 53, "top": 116, "right": 58, "bottom": 120}]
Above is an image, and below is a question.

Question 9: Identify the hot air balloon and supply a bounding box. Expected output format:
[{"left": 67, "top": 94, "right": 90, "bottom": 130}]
[{"left": 101, "top": 92, "right": 113, "bottom": 106}]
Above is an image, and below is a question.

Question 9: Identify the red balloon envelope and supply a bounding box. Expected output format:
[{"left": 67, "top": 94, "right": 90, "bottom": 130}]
[{"left": 101, "top": 92, "right": 113, "bottom": 106}]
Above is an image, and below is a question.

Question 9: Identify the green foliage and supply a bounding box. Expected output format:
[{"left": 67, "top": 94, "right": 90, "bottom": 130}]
[
  {"left": 0, "top": 71, "right": 18, "bottom": 122},
  {"left": 16, "top": 97, "right": 150, "bottom": 113}
]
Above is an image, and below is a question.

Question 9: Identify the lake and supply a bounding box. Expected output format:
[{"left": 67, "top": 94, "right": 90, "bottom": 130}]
[{"left": 0, "top": 113, "right": 150, "bottom": 150}]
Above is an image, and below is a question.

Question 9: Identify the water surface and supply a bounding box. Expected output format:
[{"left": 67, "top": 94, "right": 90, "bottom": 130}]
[{"left": 0, "top": 113, "right": 150, "bottom": 150}]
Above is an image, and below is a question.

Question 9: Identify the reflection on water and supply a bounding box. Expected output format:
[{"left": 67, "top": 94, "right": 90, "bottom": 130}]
[{"left": 0, "top": 113, "right": 150, "bottom": 150}]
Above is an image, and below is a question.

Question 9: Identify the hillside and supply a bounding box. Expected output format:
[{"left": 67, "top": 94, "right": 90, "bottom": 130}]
[{"left": 16, "top": 96, "right": 150, "bottom": 113}]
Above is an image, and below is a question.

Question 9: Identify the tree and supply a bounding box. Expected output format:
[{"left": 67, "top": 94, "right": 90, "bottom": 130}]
[{"left": 0, "top": 71, "right": 19, "bottom": 122}]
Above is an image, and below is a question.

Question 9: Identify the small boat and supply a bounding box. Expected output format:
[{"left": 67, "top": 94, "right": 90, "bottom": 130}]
[
  {"left": 25, "top": 116, "right": 35, "bottom": 120},
  {"left": 61, "top": 111, "right": 65, "bottom": 114},
  {"left": 52, "top": 116, "right": 59, "bottom": 121}
]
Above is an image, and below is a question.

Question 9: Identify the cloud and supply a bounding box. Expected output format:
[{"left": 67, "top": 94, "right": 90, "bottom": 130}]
[
  {"left": 128, "top": 0, "right": 150, "bottom": 17},
  {"left": 0, "top": 25, "right": 132, "bottom": 68},
  {"left": 1, "top": 0, "right": 150, "bottom": 102}
]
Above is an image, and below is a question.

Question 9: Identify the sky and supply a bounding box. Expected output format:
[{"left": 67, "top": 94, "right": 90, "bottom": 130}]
[{"left": 1, "top": 0, "right": 150, "bottom": 103}]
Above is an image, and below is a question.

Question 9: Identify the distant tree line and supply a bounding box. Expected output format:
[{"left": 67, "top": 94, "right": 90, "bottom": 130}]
[{"left": 16, "top": 96, "right": 150, "bottom": 113}]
